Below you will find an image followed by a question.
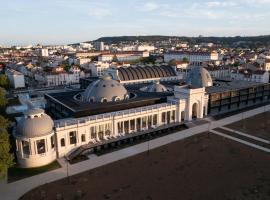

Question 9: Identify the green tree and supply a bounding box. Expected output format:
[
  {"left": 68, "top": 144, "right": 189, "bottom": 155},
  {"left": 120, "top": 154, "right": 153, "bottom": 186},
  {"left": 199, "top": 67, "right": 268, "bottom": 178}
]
[
  {"left": 140, "top": 56, "right": 156, "bottom": 64},
  {"left": 168, "top": 59, "right": 177, "bottom": 66},
  {"left": 0, "top": 88, "right": 7, "bottom": 107},
  {"left": 112, "top": 55, "right": 118, "bottom": 62},
  {"left": 63, "top": 65, "right": 71, "bottom": 72},
  {"left": 0, "top": 115, "right": 9, "bottom": 129},
  {"left": 182, "top": 57, "right": 189, "bottom": 62},
  {"left": 0, "top": 75, "right": 9, "bottom": 89},
  {"left": 0, "top": 127, "right": 14, "bottom": 179}
]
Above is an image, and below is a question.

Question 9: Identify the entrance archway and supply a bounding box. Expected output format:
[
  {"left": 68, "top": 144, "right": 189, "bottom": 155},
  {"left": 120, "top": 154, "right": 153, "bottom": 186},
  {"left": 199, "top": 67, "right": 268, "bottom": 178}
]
[{"left": 192, "top": 103, "right": 198, "bottom": 119}]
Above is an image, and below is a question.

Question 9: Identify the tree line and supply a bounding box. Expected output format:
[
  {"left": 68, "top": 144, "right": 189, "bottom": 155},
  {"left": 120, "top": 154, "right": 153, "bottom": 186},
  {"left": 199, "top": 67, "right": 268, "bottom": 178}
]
[{"left": 0, "top": 74, "right": 14, "bottom": 180}]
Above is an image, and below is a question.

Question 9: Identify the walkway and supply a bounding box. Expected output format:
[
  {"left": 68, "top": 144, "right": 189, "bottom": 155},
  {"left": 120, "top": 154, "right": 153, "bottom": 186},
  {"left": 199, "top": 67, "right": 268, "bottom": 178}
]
[{"left": 1, "top": 105, "right": 270, "bottom": 200}]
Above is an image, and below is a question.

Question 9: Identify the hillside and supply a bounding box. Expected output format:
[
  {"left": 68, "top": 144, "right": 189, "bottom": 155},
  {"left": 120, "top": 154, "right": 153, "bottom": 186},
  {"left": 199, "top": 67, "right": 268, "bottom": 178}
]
[{"left": 93, "top": 35, "right": 270, "bottom": 47}]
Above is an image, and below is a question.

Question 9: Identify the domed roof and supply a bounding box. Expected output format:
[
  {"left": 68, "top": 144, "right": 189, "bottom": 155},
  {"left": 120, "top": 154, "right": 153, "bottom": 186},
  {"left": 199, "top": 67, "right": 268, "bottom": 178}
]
[
  {"left": 186, "top": 67, "right": 213, "bottom": 88},
  {"left": 141, "top": 82, "right": 167, "bottom": 93},
  {"left": 16, "top": 108, "right": 54, "bottom": 138},
  {"left": 82, "top": 75, "right": 129, "bottom": 103}
]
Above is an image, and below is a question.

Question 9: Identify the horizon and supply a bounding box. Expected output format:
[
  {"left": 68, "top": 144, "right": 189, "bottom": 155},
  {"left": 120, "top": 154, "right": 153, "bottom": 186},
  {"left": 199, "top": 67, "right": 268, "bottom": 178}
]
[
  {"left": 1, "top": 0, "right": 270, "bottom": 46},
  {"left": 1, "top": 34, "right": 270, "bottom": 46}
]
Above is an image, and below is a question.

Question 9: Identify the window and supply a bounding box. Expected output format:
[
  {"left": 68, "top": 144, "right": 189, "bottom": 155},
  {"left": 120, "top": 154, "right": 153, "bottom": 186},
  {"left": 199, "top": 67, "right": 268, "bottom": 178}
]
[
  {"left": 22, "top": 140, "right": 30, "bottom": 155},
  {"left": 105, "top": 123, "right": 111, "bottom": 136},
  {"left": 81, "top": 134, "right": 86, "bottom": 142},
  {"left": 153, "top": 114, "right": 158, "bottom": 126},
  {"left": 61, "top": 138, "right": 65, "bottom": 147},
  {"left": 69, "top": 131, "right": 77, "bottom": 145},
  {"left": 161, "top": 112, "right": 166, "bottom": 123},
  {"left": 142, "top": 117, "right": 147, "bottom": 129},
  {"left": 118, "top": 122, "right": 123, "bottom": 134},
  {"left": 102, "top": 98, "right": 108, "bottom": 103},
  {"left": 171, "top": 110, "right": 176, "bottom": 122},
  {"left": 98, "top": 124, "right": 104, "bottom": 140},
  {"left": 130, "top": 119, "right": 135, "bottom": 131},
  {"left": 181, "top": 111, "right": 185, "bottom": 122},
  {"left": 148, "top": 115, "right": 152, "bottom": 128},
  {"left": 51, "top": 136, "right": 55, "bottom": 149},
  {"left": 167, "top": 111, "right": 171, "bottom": 123},
  {"left": 90, "top": 127, "right": 96, "bottom": 139},
  {"left": 124, "top": 121, "right": 129, "bottom": 134},
  {"left": 36, "top": 139, "right": 46, "bottom": 154},
  {"left": 136, "top": 118, "right": 141, "bottom": 131}
]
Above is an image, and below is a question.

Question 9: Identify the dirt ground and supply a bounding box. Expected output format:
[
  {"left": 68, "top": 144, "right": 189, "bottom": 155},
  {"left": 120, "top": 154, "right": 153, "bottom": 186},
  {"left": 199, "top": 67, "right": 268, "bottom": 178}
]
[
  {"left": 226, "top": 111, "right": 270, "bottom": 140},
  {"left": 21, "top": 133, "right": 270, "bottom": 200}
]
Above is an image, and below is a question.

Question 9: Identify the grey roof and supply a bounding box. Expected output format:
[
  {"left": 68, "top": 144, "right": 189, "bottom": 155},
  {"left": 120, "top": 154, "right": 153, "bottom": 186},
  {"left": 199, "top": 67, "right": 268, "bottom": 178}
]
[
  {"left": 82, "top": 75, "right": 128, "bottom": 103},
  {"left": 16, "top": 108, "right": 54, "bottom": 138},
  {"left": 206, "top": 79, "right": 265, "bottom": 94},
  {"left": 24, "top": 108, "right": 44, "bottom": 116},
  {"left": 141, "top": 82, "right": 168, "bottom": 93},
  {"left": 186, "top": 67, "right": 213, "bottom": 88},
  {"left": 118, "top": 65, "right": 177, "bottom": 81}
]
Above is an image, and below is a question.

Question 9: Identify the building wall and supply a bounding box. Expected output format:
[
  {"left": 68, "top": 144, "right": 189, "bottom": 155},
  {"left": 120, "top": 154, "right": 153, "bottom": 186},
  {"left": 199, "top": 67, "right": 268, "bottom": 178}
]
[
  {"left": 54, "top": 103, "right": 179, "bottom": 157},
  {"left": 6, "top": 69, "right": 25, "bottom": 88},
  {"left": 53, "top": 85, "right": 206, "bottom": 157},
  {"left": 15, "top": 131, "right": 56, "bottom": 168},
  {"left": 208, "top": 84, "right": 270, "bottom": 115},
  {"left": 164, "top": 52, "right": 219, "bottom": 63}
]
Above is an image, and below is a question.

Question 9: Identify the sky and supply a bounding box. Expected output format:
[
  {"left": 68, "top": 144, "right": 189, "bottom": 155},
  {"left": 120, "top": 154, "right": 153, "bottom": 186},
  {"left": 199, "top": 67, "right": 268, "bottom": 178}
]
[{"left": 1, "top": 0, "right": 270, "bottom": 45}]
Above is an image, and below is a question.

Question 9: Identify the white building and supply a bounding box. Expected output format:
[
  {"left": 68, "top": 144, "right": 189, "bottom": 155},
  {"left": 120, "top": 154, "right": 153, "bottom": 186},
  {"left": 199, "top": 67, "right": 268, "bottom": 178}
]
[
  {"left": 164, "top": 51, "right": 219, "bottom": 64},
  {"left": 14, "top": 68, "right": 212, "bottom": 168},
  {"left": 98, "top": 51, "right": 149, "bottom": 62},
  {"left": 40, "top": 48, "right": 49, "bottom": 57},
  {"left": 87, "top": 61, "right": 110, "bottom": 77},
  {"left": 34, "top": 70, "right": 86, "bottom": 86},
  {"left": 136, "top": 45, "right": 155, "bottom": 52},
  {"left": 6, "top": 69, "right": 25, "bottom": 89},
  {"left": 230, "top": 69, "right": 269, "bottom": 83}
]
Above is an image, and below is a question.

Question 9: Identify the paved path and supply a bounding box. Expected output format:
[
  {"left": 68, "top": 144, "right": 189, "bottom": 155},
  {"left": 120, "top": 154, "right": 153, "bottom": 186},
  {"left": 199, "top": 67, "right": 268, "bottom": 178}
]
[
  {"left": 1, "top": 105, "right": 270, "bottom": 200},
  {"left": 211, "top": 129, "right": 270, "bottom": 153},
  {"left": 220, "top": 126, "right": 270, "bottom": 144}
]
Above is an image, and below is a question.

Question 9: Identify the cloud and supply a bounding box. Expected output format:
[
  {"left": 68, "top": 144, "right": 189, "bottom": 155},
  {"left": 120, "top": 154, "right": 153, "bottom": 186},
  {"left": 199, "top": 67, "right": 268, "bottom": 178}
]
[
  {"left": 88, "top": 7, "right": 111, "bottom": 18},
  {"left": 205, "top": 1, "right": 237, "bottom": 8},
  {"left": 142, "top": 2, "right": 160, "bottom": 11}
]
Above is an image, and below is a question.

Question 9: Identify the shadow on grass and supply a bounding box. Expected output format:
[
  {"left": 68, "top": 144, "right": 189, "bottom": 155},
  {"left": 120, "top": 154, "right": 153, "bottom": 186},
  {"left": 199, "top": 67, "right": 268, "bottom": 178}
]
[{"left": 8, "top": 161, "right": 61, "bottom": 183}]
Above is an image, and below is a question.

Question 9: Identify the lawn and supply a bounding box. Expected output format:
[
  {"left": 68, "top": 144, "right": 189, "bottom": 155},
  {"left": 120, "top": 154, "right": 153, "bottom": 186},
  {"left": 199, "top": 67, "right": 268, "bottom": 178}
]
[
  {"left": 20, "top": 133, "right": 270, "bottom": 200},
  {"left": 8, "top": 161, "right": 61, "bottom": 183}
]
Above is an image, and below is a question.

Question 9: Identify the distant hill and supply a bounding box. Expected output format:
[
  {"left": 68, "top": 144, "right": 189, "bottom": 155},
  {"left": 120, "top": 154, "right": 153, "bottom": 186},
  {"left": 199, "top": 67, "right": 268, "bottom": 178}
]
[{"left": 92, "top": 35, "right": 270, "bottom": 47}]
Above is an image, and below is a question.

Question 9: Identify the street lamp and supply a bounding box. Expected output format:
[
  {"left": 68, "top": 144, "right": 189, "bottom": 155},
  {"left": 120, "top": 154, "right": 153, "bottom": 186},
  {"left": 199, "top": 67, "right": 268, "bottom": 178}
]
[
  {"left": 147, "top": 134, "right": 151, "bottom": 156},
  {"left": 65, "top": 154, "right": 70, "bottom": 183},
  {"left": 207, "top": 121, "right": 212, "bottom": 138}
]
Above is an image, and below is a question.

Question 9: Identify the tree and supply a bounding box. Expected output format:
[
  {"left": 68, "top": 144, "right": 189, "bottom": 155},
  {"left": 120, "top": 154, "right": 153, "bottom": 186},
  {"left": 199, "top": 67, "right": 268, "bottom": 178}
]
[
  {"left": 0, "top": 127, "right": 14, "bottom": 179},
  {"left": 0, "top": 88, "right": 7, "bottom": 107},
  {"left": 112, "top": 55, "right": 118, "bottom": 62},
  {"left": 0, "top": 115, "right": 9, "bottom": 129},
  {"left": 182, "top": 57, "right": 189, "bottom": 63},
  {"left": 63, "top": 65, "right": 71, "bottom": 72},
  {"left": 140, "top": 56, "right": 156, "bottom": 64},
  {"left": 0, "top": 75, "right": 9, "bottom": 89},
  {"left": 168, "top": 59, "right": 177, "bottom": 66}
]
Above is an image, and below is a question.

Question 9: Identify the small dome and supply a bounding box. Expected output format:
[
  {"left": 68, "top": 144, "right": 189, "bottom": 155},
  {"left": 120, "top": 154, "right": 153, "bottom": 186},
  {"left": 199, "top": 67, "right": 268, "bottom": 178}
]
[
  {"left": 16, "top": 108, "right": 54, "bottom": 138},
  {"left": 186, "top": 67, "right": 213, "bottom": 88},
  {"left": 141, "top": 82, "right": 167, "bottom": 93},
  {"left": 82, "top": 75, "right": 129, "bottom": 103}
]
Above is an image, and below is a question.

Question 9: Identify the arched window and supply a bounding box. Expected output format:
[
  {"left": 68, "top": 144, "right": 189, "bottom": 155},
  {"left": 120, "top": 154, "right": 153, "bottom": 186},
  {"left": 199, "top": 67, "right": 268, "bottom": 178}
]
[
  {"left": 61, "top": 138, "right": 65, "bottom": 147},
  {"left": 101, "top": 98, "right": 108, "bottom": 103},
  {"left": 114, "top": 96, "right": 121, "bottom": 102},
  {"left": 89, "top": 98, "right": 95, "bottom": 103},
  {"left": 36, "top": 139, "right": 46, "bottom": 154},
  {"left": 81, "top": 134, "right": 86, "bottom": 142}
]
